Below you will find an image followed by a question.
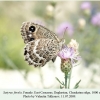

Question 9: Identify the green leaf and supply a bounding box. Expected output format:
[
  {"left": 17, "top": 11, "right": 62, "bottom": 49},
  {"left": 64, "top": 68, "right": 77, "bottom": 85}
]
[
  {"left": 74, "top": 80, "right": 81, "bottom": 89},
  {"left": 55, "top": 77, "right": 64, "bottom": 86}
]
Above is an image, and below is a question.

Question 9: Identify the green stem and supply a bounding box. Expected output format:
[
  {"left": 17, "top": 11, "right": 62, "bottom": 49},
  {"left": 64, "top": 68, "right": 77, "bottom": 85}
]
[
  {"left": 68, "top": 66, "right": 72, "bottom": 89},
  {"left": 68, "top": 69, "right": 72, "bottom": 89},
  {"left": 65, "top": 73, "right": 68, "bottom": 88}
]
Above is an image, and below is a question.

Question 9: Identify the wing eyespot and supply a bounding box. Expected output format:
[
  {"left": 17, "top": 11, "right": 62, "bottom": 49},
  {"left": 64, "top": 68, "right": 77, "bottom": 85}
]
[{"left": 29, "top": 26, "right": 36, "bottom": 32}]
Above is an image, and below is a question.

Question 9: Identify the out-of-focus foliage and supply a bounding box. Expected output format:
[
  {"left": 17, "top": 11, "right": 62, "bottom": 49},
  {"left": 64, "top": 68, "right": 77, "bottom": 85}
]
[{"left": 0, "top": 1, "right": 100, "bottom": 71}]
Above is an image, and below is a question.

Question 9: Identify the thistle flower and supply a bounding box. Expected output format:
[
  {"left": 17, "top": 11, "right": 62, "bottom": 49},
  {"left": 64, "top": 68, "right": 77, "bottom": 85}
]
[
  {"left": 81, "top": 2, "right": 91, "bottom": 10},
  {"left": 91, "top": 13, "right": 100, "bottom": 26},
  {"left": 67, "top": 39, "right": 79, "bottom": 52},
  {"left": 58, "top": 39, "right": 80, "bottom": 73},
  {"left": 58, "top": 46, "right": 80, "bottom": 64},
  {"left": 80, "top": 2, "right": 91, "bottom": 16},
  {"left": 56, "top": 22, "right": 74, "bottom": 37}
]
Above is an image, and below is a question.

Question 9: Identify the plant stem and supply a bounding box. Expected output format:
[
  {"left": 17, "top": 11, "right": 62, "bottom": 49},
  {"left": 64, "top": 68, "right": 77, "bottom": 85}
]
[
  {"left": 68, "top": 66, "right": 72, "bottom": 89},
  {"left": 65, "top": 73, "right": 68, "bottom": 88}
]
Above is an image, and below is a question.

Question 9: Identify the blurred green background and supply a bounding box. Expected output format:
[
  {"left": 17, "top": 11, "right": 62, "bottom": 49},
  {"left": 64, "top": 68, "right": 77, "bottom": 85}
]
[{"left": 0, "top": 1, "right": 100, "bottom": 89}]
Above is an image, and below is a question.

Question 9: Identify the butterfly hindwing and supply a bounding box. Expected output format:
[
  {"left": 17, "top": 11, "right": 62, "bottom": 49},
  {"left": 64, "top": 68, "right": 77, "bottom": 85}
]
[{"left": 24, "top": 39, "right": 61, "bottom": 67}]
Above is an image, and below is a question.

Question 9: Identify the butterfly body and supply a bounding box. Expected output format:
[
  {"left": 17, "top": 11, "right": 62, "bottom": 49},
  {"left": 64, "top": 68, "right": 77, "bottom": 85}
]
[{"left": 20, "top": 22, "right": 64, "bottom": 67}]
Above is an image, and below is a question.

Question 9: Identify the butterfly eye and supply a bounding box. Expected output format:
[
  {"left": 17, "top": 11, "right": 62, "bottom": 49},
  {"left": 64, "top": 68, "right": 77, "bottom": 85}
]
[{"left": 29, "top": 26, "right": 36, "bottom": 32}]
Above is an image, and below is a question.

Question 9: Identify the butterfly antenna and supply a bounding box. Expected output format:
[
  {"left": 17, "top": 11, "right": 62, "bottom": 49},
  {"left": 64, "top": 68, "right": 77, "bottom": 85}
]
[
  {"left": 61, "top": 27, "right": 68, "bottom": 43},
  {"left": 63, "top": 27, "right": 68, "bottom": 38}
]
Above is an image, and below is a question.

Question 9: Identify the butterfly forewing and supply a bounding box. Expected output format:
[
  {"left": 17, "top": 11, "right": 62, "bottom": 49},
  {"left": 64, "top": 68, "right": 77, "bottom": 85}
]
[{"left": 20, "top": 22, "right": 60, "bottom": 43}]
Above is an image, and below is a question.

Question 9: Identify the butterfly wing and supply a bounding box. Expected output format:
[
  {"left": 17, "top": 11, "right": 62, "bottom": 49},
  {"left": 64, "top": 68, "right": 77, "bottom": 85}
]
[
  {"left": 24, "top": 39, "right": 61, "bottom": 67},
  {"left": 20, "top": 21, "right": 60, "bottom": 44}
]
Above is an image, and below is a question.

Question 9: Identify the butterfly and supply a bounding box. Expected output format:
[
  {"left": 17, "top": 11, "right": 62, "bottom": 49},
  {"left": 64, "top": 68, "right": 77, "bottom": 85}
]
[{"left": 20, "top": 21, "right": 65, "bottom": 67}]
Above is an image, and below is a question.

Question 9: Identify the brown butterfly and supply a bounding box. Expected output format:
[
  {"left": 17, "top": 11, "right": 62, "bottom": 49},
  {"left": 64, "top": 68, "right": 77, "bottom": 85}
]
[{"left": 20, "top": 21, "right": 64, "bottom": 67}]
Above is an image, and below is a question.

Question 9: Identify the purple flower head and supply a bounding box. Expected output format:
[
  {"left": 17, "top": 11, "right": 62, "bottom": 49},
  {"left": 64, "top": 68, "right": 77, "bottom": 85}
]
[
  {"left": 81, "top": 2, "right": 91, "bottom": 10},
  {"left": 91, "top": 13, "right": 100, "bottom": 26},
  {"left": 58, "top": 46, "right": 80, "bottom": 64},
  {"left": 56, "top": 22, "right": 74, "bottom": 37}
]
